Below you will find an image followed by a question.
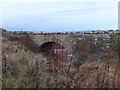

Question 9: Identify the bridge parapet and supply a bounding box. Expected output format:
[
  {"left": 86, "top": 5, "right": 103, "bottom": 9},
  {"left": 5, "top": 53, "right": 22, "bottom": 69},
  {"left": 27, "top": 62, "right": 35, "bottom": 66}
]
[{"left": 33, "top": 37, "right": 66, "bottom": 48}]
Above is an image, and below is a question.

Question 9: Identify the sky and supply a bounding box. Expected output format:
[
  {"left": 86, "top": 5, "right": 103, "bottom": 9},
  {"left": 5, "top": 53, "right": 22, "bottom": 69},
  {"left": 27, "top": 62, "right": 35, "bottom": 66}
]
[{"left": 0, "top": 0, "right": 119, "bottom": 32}]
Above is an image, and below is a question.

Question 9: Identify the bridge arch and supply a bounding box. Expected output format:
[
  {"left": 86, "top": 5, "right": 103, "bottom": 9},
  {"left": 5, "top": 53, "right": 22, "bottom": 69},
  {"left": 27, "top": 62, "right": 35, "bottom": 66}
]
[
  {"left": 33, "top": 37, "right": 66, "bottom": 47},
  {"left": 34, "top": 37, "right": 66, "bottom": 53},
  {"left": 40, "top": 41, "right": 65, "bottom": 55}
]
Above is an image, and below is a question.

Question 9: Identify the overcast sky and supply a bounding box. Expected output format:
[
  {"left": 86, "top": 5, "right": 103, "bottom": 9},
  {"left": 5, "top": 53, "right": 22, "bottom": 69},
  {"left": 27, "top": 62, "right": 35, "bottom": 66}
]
[{"left": 0, "top": 0, "right": 119, "bottom": 32}]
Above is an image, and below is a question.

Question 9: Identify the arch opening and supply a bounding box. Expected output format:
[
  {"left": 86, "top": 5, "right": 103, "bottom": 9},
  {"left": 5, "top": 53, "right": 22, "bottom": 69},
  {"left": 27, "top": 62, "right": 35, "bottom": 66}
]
[{"left": 40, "top": 41, "right": 65, "bottom": 55}]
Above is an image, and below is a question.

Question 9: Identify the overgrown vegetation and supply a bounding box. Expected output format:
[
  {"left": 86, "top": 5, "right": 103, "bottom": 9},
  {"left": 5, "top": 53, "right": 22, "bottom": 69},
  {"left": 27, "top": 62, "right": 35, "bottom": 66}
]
[{"left": 2, "top": 30, "right": 119, "bottom": 88}]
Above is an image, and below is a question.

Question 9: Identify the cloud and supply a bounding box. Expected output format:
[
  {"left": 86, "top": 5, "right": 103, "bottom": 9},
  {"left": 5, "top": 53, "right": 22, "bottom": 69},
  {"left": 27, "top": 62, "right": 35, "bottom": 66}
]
[
  {"left": 2, "top": 1, "right": 114, "bottom": 18},
  {"left": 1, "top": 0, "right": 119, "bottom": 3},
  {"left": 1, "top": 0, "right": 118, "bottom": 31}
]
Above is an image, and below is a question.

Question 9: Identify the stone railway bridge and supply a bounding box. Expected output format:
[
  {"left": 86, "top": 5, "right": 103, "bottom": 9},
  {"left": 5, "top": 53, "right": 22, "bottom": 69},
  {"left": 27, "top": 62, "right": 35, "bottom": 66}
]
[
  {"left": 3, "top": 31, "right": 75, "bottom": 55},
  {"left": 31, "top": 34, "right": 74, "bottom": 54}
]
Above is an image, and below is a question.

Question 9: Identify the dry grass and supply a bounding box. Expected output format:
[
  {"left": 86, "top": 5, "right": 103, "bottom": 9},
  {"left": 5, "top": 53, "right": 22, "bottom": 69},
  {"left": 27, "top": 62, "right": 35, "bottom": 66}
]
[{"left": 2, "top": 32, "right": 119, "bottom": 88}]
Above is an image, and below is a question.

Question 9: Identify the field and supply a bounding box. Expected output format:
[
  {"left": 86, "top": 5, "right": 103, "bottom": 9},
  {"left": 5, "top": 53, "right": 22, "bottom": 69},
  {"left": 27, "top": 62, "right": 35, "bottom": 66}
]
[{"left": 1, "top": 29, "right": 119, "bottom": 88}]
